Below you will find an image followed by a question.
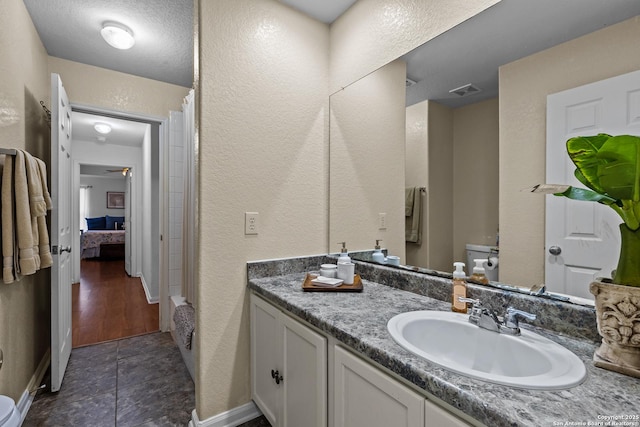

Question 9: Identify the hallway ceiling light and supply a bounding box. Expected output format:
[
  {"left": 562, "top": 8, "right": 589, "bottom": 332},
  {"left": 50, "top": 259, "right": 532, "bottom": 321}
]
[
  {"left": 94, "top": 122, "right": 112, "bottom": 134},
  {"left": 100, "top": 23, "right": 135, "bottom": 50}
]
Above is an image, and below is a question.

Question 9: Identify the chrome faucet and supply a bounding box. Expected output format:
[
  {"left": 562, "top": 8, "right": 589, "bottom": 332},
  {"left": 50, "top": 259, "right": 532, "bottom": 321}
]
[{"left": 457, "top": 297, "right": 536, "bottom": 336}]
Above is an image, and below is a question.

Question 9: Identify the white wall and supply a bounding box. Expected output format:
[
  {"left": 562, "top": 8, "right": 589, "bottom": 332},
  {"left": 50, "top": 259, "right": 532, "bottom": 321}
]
[
  {"left": 197, "top": 0, "right": 330, "bottom": 418},
  {"left": 140, "top": 125, "right": 159, "bottom": 300},
  {"left": 452, "top": 98, "right": 499, "bottom": 264},
  {"left": 168, "top": 111, "right": 184, "bottom": 297},
  {"left": 329, "top": 60, "right": 407, "bottom": 259},
  {"left": 79, "top": 175, "right": 126, "bottom": 228},
  {"left": 405, "top": 101, "right": 430, "bottom": 268}
]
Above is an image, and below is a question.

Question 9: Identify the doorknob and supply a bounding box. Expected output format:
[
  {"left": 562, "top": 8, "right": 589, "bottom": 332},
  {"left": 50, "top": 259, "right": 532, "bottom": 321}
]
[
  {"left": 52, "top": 246, "right": 72, "bottom": 254},
  {"left": 549, "top": 246, "right": 562, "bottom": 256}
]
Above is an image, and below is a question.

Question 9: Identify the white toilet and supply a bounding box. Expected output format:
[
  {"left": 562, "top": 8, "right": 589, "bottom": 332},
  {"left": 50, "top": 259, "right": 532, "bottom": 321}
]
[
  {"left": 465, "top": 244, "right": 499, "bottom": 282},
  {"left": 0, "top": 395, "right": 20, "bottom": 427}
]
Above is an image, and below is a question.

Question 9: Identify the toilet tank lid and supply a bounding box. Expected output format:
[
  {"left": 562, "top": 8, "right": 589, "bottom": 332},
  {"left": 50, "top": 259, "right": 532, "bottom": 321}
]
[{"left": 465, "top": 243, "right": 499, "bottom": 253}]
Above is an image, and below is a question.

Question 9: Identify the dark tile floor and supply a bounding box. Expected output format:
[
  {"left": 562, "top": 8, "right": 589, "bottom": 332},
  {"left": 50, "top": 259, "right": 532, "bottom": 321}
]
[
  {"left": 238, "top": 415, "right": 271, "bottom": 427},
  {"left": 24, "top": 332, "right": 195, "bottom": 427}
]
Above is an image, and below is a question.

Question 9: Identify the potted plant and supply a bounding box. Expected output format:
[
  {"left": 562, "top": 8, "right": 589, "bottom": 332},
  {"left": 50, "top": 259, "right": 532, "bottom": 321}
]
[{"left": 536, "top": 133, "right": 640, "bottom": 378}]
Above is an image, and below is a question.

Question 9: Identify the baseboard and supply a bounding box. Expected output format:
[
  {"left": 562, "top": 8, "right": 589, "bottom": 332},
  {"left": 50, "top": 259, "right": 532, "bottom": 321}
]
[
  {"left": 140, "top": 275, "right": 159, "bottom": 304},
  {"left": 190, "top": 401, "right": 262, "bottom": 427},
  {"left": 17, "top": 348, "right": 50, "bottom": 424}
]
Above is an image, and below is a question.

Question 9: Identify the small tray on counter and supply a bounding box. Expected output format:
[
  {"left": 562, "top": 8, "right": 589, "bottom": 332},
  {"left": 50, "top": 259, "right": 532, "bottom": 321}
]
[{"left": 302, "top": 273, "right": 363, "bottom": 292}]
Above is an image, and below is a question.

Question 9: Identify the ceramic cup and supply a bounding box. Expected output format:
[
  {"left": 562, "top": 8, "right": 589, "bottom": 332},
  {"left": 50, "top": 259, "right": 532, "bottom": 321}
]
[
  {"left": 337, "top": 262, "right": 355, "bottom": 285},
  {"left": 319, "top": 264, "right": 337, "bottom": 278},
  {"left": 386, "top": 255, "right": 400, "bottom": 266}
]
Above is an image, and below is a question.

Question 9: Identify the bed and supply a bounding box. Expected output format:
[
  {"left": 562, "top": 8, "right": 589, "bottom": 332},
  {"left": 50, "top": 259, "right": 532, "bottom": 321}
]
[{"left": 81, "top": 230, "right": 126, "bottom": 259}]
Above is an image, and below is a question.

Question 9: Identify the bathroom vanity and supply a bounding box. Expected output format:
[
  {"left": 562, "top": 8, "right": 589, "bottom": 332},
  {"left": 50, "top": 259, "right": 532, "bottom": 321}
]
[{"left": 248, "top": 255, "right": 640, "bottom": 427}]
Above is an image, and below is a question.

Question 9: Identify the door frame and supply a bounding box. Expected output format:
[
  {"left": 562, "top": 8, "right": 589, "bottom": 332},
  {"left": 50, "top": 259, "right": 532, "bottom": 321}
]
[{"left": 68, "top": 102, "right": 170, "bottom": 331}]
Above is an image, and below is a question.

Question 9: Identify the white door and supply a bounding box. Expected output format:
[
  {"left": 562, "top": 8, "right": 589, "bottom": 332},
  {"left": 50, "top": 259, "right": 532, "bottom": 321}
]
[
  {"left": 50, "top": 73, "right": 73, "bottom": 392},
  {"left": 124, "top": 170, "right": 132, "bottom": 275},
  {"left": 546, "top": 69, "right": 640, "bottom": 299}
]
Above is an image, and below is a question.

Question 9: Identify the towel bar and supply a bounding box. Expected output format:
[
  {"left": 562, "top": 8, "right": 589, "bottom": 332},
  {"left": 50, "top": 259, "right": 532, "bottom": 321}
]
[{"left": 0, "top": 148, "right": 17, "bottom": 156}]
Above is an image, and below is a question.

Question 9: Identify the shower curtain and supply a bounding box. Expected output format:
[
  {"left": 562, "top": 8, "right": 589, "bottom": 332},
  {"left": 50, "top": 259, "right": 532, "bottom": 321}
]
[{"left": 181, "top": 89, "right": 196, "bottom": 306}]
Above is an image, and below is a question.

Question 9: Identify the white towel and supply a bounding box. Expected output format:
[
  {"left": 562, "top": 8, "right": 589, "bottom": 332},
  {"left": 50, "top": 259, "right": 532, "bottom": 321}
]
[
  {"left": 1, "top": 150, "right": 53, "bottom": 283},
  {"left": 13, "top": 150, "right": 37, "bottom": 275},
  {"left": 1, "top": 154, "right": 18, "bottom": 283}
]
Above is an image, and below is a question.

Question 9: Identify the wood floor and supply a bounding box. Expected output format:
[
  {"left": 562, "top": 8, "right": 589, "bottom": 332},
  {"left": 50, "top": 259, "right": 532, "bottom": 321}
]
[{"left": 72, "top": 259, "right": 159, "bottom": 348}]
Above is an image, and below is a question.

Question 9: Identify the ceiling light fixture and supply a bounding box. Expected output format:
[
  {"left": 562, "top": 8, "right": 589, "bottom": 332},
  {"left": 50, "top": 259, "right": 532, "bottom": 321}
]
[
  {"left": 94, "top": 122, "right": 112, "bottom": 134},
  {"left": 100, "top": 22, "right": 135, "bottom": 50}
]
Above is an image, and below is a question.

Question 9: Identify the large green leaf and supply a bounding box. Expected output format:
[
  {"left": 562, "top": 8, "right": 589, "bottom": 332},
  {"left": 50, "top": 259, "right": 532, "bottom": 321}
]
[
  {"left": 596, "top": 135, "right": 640, "bottom": 201},
  {"left": 555, "top": 186, "right": 617, "bottom": 205},
  {"left": 566, "top": 134, "right": 610, "bottom": 194}
]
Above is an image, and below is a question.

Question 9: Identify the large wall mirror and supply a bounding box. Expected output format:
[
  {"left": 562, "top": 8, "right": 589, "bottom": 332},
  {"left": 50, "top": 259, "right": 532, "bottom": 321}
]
[{"left": 329, "top": 0, "right": 640, "bottom": 301}]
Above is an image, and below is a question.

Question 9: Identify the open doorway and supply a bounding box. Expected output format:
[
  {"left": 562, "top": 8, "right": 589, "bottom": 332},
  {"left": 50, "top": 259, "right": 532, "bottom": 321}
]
[{"left": 70, "top": 109, "right": 165, "bottom": 347}]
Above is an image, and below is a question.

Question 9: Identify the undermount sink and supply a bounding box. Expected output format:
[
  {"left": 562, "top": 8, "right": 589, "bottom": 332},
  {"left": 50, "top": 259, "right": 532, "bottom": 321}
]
[{"left": 387, "top": 311, "right": 587, "bottom": 390}]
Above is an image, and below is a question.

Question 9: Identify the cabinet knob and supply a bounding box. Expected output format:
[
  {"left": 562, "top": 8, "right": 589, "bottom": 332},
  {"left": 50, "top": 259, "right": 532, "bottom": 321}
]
[{"left": 271, "top": 369, "right": 283, "bottom": 384}]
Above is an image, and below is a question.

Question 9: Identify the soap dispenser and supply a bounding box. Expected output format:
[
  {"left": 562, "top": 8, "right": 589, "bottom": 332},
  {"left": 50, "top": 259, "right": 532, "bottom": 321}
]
[
  {"left": 337, "top": 242, "right": 351, "bottom": 264},
  {"left": 470, "top": 259, "right": 489, "bottom": 284},
  {"left": 372, "top": 240, "right": 385, "bottom": 264},
  {"left": 451, "top": 262, "right": 468, "bottom": 313}
]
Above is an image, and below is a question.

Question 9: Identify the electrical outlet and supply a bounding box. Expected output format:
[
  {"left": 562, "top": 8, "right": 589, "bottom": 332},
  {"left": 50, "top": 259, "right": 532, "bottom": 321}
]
[
  {"left": 378, "top": 213, "right": 387, "bottom": 230},
  {"left": 245, "top": 212, "right": 259, "bottom": 235}
]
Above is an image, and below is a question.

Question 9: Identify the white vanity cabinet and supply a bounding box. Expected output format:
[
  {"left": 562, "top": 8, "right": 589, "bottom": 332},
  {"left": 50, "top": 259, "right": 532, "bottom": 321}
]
[
  {"left": 333, "top": 345, "right": 472, "bottom": 427},
  {"left": 250, "top": 294, "right": 327, "bottom": 427},
  {"left": 333, "top": 345, "right": 424, "bottom": 427},
  {"left": 251, "top": 293, "right": 473, "bottom": 427}
]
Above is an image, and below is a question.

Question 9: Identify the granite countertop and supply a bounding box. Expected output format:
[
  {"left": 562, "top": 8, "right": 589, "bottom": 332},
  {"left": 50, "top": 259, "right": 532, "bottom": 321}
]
[{"left": 248, "top": 272, "right": 640, "bottom": 427}]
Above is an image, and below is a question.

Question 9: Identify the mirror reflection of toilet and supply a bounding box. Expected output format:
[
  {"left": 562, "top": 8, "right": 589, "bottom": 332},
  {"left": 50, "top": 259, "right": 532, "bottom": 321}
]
[
  {"left": 465, "top": 244, "right": 499, "bottom": 282},
  {"left": 0, "top": 395, "right": 21, "bottom": 427}
]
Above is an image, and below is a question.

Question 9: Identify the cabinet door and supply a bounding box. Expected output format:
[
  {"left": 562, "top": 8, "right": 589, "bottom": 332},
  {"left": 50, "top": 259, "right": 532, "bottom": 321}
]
[
  {"left": 334, "top": 346, "right": 424, "bottom": 427},
  {"left": 281, "top": 314, "right": 327, "bottom": 427},
  {"left": 425, "top": 399, "right": 472, "bottom": 427},
  {"left": 250, "top": 294, "right": 281, "bottom": 426}
]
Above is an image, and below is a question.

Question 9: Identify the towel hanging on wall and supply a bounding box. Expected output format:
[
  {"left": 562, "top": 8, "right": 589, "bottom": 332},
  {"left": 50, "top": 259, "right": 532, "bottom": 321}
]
[
  {"left": 1, "top": 149, "right": 52, "bottom": 284},
  {"left": 405, "top": 186, "right": 423, "bottom": 244}
]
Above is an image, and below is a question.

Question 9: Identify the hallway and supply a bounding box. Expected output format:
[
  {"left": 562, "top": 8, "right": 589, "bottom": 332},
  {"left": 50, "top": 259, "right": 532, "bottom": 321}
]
[{"left": 73, "top": 259, "right": 159, "bottom": 347}]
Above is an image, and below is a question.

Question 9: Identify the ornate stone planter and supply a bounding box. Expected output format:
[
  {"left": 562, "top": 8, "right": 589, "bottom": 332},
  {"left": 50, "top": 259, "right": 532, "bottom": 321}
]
[{"left": 590, "top": 280, "right": 640, "bottom": 378}]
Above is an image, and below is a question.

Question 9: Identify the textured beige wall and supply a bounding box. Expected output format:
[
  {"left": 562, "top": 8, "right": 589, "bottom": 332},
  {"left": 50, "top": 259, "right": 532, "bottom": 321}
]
[
  {"left": 500, "top": 16, "right": 640, "bottom": 287},
  {"left": 0, "top": 0, "right": 51, "bottom": 402},
  {"left": 329, "top": 0, "right": 500, "bottom": 93},
  {"left": 197, "top": 0, "right": 329, "bottom": 418},
  {"left": 405, "top": 98, "right": 498, "bottom": 272},
  {"left": 427, "top": 102, "right": 453, "bottom": 272},
  {"left": 329, "top": 60, "right": 406, "bottom": 259},
  {"left": 48, "top": 57, "right": 189, "bottom": 117},
  {"left": 452, "top": 98, "right": 499, "bottom": 263},
  {"left": 405, "top": 101, "right": 429, "bottom": 267}
]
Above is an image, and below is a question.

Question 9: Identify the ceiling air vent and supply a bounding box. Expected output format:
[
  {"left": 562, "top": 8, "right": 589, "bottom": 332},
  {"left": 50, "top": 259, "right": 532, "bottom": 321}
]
[{"left": 449, "top": 83, "right": 482, "bottom": 97}]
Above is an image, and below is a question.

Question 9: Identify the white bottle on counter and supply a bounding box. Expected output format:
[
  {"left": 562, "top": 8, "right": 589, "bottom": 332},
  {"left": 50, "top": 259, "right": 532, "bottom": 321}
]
[
  {"left": 337, "top": 242, "right": 351, "bottom": 264},
  {"left": 372, "top": 240, "right": 385, "bottom": 264}
]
